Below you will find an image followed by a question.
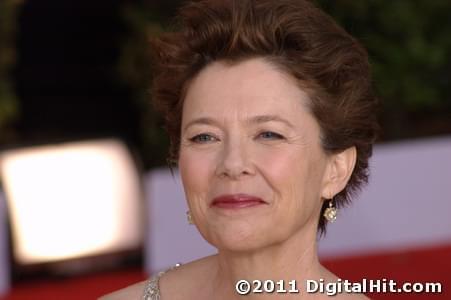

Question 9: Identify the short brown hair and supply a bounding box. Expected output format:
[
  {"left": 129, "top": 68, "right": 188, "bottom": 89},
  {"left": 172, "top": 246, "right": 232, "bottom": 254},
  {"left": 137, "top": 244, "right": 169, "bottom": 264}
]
[{"left": 150, "top": 0, "right": 379, "bottom": 234}]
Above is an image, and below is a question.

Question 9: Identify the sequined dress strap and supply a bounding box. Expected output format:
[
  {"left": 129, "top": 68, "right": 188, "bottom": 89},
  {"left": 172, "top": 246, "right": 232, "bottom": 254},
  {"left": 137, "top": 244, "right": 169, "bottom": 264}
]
[{"left": 142, "top": 264, "right": 180, "bottom": 300}]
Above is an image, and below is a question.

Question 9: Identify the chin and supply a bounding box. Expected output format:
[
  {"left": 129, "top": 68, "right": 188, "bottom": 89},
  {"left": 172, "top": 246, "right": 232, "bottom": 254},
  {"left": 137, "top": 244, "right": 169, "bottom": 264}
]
[
  {"left": 213, "top": 239, "right": 268, "bottom": 253},
  {"left": 200, "top": 221, "right": 274, "bottom": 253}
]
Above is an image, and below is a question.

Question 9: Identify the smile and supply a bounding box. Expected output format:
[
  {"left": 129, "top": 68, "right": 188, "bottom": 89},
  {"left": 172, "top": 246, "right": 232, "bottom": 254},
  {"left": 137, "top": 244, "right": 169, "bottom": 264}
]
[{"left": 211, "top": 194, "right": 267, "bottom": 209}]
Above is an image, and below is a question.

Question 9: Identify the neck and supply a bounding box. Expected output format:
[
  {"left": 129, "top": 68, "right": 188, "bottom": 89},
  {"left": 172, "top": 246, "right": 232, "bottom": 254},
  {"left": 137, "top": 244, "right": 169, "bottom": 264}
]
[{"left": 211, "top": 226, "right": 324, "bottom": 299}]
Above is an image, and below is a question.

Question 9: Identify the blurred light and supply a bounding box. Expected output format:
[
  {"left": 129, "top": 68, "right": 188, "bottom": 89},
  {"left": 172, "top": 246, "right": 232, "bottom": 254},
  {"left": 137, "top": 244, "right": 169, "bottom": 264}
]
[{"left": 0, "top": 139, "right": 143, "bottom": 264}]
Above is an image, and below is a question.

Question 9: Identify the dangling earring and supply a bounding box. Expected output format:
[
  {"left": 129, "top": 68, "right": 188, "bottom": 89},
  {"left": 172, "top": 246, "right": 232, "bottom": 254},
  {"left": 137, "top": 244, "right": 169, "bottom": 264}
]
[
  {"left": 323, "top": 198, "right": 337, "bottom": 223},
  {"left": 186, "top": 210, "right": 194, "bottom": 225}
]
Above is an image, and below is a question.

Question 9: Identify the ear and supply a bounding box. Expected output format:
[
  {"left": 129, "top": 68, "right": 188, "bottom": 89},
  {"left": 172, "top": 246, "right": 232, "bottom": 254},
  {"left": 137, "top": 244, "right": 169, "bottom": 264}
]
[{"left": 321, "top": 146, "right": 357, "bottom": 199}]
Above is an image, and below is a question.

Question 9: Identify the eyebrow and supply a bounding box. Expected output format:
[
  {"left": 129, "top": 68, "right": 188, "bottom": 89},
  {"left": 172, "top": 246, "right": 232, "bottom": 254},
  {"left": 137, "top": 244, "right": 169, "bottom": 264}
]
[
  {"left": 247, "top": 115, "right": 295, "bottom": 129},
  {"left": 183, "top": 114, "right": 295, "bottom": 131},
  {"left": 183, "top": 117, "right": 221, "bottom": 132}
]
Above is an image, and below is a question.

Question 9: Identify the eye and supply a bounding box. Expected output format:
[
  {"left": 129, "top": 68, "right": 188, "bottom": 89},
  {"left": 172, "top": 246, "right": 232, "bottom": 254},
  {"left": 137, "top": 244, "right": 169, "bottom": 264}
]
[
  {"left": 189, "top": 133, "right": 218, "bottom": 143},
  {"left": 257, "top": 131, "right": 285, "bottom": 140}
]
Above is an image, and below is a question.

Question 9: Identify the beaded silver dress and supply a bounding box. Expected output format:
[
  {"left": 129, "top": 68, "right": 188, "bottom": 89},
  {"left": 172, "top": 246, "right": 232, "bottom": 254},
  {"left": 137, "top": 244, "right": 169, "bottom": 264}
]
[
  {"left": 142, "top": 264, "right": 181, "bottom": 300},
  {"left": 142, "top": 273, "right": 162, "bottom": 300}
]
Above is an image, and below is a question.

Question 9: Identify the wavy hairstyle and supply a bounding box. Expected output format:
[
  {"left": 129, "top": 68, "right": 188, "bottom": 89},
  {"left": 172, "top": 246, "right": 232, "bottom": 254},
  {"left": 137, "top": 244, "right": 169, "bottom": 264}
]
[{"left": 150, "top": 0, "right": 379, "bottom": 234}]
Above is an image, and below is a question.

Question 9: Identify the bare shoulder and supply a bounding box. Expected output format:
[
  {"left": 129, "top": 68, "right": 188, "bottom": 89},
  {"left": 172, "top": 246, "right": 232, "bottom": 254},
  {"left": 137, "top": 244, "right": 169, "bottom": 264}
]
[
  {"left": 98, "top": 280, "right": 147, "bottom": 300},
  {"left": 158, "top": 255, "right": 218, "bottom": 299},
  {"left": 98, "top": 255, "right": 217, "bottom": 300}
]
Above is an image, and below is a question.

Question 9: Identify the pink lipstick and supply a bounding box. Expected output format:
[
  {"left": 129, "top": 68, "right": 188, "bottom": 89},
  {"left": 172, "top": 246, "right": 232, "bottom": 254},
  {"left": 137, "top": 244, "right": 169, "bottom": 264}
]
[{"left": 211, "top": 194, "right": 266, "bottom": 209}]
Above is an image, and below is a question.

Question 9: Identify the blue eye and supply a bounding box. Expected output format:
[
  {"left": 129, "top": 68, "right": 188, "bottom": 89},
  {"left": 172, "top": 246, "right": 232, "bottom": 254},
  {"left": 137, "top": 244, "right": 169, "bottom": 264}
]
[
  {"left": 189, "top": 134, "right": 218, "bottom": 143},
  {"left": 258, "top": 131, "right": 284, "bottom": 140}
]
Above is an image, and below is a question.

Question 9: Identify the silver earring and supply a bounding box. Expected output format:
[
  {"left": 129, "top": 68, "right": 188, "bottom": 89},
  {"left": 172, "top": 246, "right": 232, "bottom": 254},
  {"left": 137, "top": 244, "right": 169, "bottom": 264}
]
[
  {"left": 323, "top": 199, "right": 337, "bottom": 223},
  {"left": 186, "top": 210, "right": 194, "bottom": 225}
]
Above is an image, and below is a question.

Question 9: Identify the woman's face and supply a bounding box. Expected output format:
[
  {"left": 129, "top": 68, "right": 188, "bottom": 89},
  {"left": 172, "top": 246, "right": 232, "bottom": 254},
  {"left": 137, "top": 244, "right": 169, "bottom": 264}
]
[{"left": 179, "top": 58, "right": 331, "bottom": 252}]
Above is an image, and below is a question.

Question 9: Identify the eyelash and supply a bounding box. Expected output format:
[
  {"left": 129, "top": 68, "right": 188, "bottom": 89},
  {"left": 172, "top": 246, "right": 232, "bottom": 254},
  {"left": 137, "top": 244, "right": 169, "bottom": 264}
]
[
  {"left": 188, "top": 131, "right": 285, "bottom": 144},
  {"left": 189, "top": 133, "right": 218, "bottom": 143},
  {"left": 257, "top": 131, "right": 285, "bottom": 140}
]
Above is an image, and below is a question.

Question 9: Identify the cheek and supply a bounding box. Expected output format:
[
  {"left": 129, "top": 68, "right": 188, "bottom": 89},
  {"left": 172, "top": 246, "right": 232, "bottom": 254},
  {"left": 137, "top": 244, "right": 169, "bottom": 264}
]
[
  {"left": 255, "top": 146, "right": 310, "bottom": 192},
  {"left": 179, "top": 149, "right": 215, "bottom": 201},
  {"left": 256, "top": 146, "right": 325, "bottom": 212}
]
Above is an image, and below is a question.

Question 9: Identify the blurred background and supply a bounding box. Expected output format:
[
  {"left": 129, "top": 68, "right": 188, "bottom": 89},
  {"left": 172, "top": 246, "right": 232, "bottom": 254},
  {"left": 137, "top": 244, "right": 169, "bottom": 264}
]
[{"left": 0, "top": 0, "right": 450, "bottom": 299}]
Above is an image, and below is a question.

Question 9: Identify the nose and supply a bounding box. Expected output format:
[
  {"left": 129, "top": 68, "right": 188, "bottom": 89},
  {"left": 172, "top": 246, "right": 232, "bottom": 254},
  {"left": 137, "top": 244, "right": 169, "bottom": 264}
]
[{"left": 215, "top": 137, "right": 255, "bottom": 180}]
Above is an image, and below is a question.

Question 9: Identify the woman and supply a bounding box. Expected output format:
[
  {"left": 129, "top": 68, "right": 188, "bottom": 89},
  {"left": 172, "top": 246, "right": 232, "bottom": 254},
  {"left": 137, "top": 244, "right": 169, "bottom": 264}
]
[{"left": 102, "top": 0, "right": 378, "bottom": 299}]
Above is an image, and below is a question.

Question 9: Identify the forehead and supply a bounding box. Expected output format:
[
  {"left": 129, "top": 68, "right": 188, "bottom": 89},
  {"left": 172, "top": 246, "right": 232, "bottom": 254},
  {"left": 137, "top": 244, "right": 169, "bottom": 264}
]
[{"left": 182, "top": 58, "right": 311, "bottom": 121}]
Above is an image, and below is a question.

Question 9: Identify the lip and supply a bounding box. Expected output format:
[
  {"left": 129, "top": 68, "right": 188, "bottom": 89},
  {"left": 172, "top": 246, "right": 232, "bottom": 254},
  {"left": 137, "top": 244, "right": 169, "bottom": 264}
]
[{"left": 211, "top": 194, "right": 267, "bottom": 209}]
